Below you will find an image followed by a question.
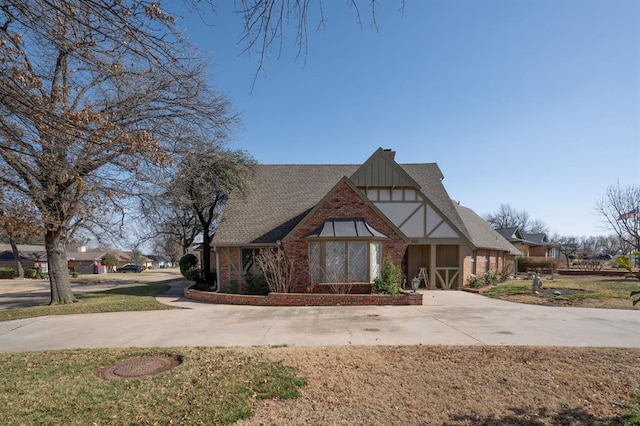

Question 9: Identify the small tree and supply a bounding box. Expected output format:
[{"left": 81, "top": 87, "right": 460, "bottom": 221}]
[
  {"left": 550, "top": 235, "right": 581, "bottom": 268},
  {"left": 101, "top": 253, "right": 119, "bottom": 272},
  {"left": 179, "top": 253, "right": 199, "bottom": 278},
  {"left": 595, "top": 183, "right": 640, "bottom": 264},
  {"left": 0, "top": 190, "right": 43, "bottom": 278},
  {"left": 372, "top": 256, "right": 401, "bottom": 295},
  {"left": 129, "top": 248, "right": 144, "bottom": 267},
  {"left": 255, "top": 247, "right": 293, "bottom": 293},
  {"left": 168, "top": 142, "right": 255, "bottom": 284}
]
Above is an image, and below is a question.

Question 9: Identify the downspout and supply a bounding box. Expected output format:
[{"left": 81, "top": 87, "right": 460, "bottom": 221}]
[{"left": 214, "top": 245, "right": 220, "bottom": 292}]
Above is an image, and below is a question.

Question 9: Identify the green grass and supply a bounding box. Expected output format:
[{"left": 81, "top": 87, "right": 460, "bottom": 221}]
[
  {"left": 0, "top": 282, "right": 177, "bottom": 322},
  {"left": 483, "top": 277, "right": 640, "bottom": 303},
  {"left": 0, "top": 347, "right": 306, "bottom": 425},
  {"left": 623, "top": 393, "right": 640, "bottom": 425}
]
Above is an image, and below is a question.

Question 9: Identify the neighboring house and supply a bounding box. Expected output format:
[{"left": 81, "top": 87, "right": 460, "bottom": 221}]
[
  {"left": 212, "top": 148, "right": 519, "bottom": 292},
  {"left": 0, "top": 249, "right": 47, "bottom": 272},
  {"left": 0, "top": 244, "right": 48, "bottom": 273},
  {"left": 0, "top": 244, "right": 155, "bottom": 274},
  {"left": 146, "top": 255, "right": 173, "bottom": 269},
  {"left": 67, "top": 251, "right": 112, "bottom": 274},
  {"left": 87, "top": 248, "right": 153, "bottom": 269},
  {"left": 495, "top": 228, "right": 551, "bottom": 257}
]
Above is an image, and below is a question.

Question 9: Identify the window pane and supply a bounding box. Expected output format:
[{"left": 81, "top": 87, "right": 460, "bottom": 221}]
[
  {"left": 369, "top": 242, "right": 381, "bottom": 282},
  {"left": 242, "top": 248, "right": 260, "bottom": 273},
  {"left": 325, "top": 241, "right": 345, "bottom": 282},
  {"left": 348, "top": 242, "right": 367, "bottom": 282},
  {"left": 308, "top": 242, "right": 321, "bottom": 283}
]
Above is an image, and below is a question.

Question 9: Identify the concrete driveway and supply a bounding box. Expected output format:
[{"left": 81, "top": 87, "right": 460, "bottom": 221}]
[{"left": 0, "top": 281, "right": 639, "bottom": 352}]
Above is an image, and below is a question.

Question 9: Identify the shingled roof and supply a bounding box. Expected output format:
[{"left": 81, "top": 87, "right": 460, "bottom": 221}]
[
  {"left": 454, "top": 205, "right": 521, "bottom": 255},
  {"left": 213, "top": 161, "right": 472, "bottom": 246}
]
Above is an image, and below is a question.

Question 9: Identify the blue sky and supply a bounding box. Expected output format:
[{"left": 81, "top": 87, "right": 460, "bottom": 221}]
[{"left": 170, "top": 0, "right": 639, "bottom": 238}]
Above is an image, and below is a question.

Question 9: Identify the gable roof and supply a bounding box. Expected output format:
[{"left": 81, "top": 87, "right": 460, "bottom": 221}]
[
  {"left": 521, "top": 233, "right": 549, "bottom": 245},
  {"left": 495, "top": 228, "right": 548, "bottom": 247},
  {"left": 282, "top": 176, "right": 408, "bottom": 243},
  {"left": 495, "top": 227, "right": 523, "bottom": 242},
  {"left": 350, "top": 147, "right": 421, "bottom": 189},
  {"left": 455, "top": 206, "right": 521, "bottom": 255},
  {"left": 214, "top": 158, "right": 471, "bottom": 246},
  {"left": 0, "top": 250, "right": 46, "bottom": 261}
]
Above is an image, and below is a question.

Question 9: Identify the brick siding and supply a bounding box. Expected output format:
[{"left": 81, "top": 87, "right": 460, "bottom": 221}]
[{"left": 283, "top": 180, "right": 407, "bottom": 293}]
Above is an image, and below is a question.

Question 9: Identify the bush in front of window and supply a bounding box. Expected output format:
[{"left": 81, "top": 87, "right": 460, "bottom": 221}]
[
  {"left": 371, "top": 256, "right": 401, "bottom": 295},
  {"left": 246, "top": 272, "right": 270, "bottom": 295}
]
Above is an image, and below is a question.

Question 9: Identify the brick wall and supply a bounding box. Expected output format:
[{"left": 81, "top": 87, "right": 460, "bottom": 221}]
[
  {"left": 217, "top": 247, "right": 242, "bottom": 293},
  {"left": 185, "top": 284, "right": 423, "bottom": 306},
  {"left": 461, "top": 250, "right": 516, "bottom": 287},
  {"left": 309, "top": 283, "right": 372, "bottom": 294}
]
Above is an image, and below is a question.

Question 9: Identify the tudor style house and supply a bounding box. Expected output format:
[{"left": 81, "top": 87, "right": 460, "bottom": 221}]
[{"left": 212, "top": 148, "right": 519, "bottom": 292}]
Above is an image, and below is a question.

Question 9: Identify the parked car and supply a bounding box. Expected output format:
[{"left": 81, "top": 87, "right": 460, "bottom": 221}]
[{"left": 117, "top": 264, "right": 143, "bottom": 273}]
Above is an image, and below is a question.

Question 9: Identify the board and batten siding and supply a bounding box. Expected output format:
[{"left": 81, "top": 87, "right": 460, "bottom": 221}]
[{"left": 364, "top": 187, "right": 459, "bottom": 239}]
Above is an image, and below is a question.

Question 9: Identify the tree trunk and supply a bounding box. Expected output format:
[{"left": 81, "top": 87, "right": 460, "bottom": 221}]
[
  {"left": 44, "top": 230, "right": 77, "bottom": 305},
  {"left": 202, "top": 232, "right": 213, "bottom": 285},
  {"left": 9, "top": 238, "right": 25, "bottom": 278}
]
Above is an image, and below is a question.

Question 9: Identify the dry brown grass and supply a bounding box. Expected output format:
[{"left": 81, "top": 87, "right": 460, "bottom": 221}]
[{"left": 238, "top": 346, "right": 640, "bottom": 425}]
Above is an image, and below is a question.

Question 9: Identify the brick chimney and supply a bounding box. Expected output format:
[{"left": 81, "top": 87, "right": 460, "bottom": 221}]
[{"left": 383, "top": 148, "right": 396, "bottom": 160}]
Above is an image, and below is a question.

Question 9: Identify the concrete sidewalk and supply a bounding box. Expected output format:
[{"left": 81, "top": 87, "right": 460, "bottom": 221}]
[{"left": 0, "top": 282, "right": 639, "bottom": 352}]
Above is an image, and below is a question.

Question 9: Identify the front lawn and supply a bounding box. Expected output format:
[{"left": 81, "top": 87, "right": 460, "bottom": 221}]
[
  {"left": 0, "top": 282, "right": 177, "bottom": 322},
  {"left": 483, "top": 275, "right": 640, "bottom": 308},
  {"left": 0, "top": 347, "right": 306, "bottom": 425}
]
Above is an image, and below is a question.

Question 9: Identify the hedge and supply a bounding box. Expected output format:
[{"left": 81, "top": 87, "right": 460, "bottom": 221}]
[
  {"left": 517, "top": 256, "right": 562, "bottom": 273},
  {"left": 0, "top": 267, "right": 17, "bottom": 279}
]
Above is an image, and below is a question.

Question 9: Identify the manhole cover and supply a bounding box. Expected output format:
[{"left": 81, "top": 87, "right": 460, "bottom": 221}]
[{"left": 96, "top": 354, "right": 182, "bottom": 380}]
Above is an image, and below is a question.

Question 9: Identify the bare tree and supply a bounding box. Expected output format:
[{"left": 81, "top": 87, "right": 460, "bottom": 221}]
[
  {"left": 152, "top": 233, "right": 182, "bottom": 266},
  {"left": 0, "top": 1, "right": 235, "bottom": 304},
  {"left": 255, "top": 247, "right": 294, "bottom": 293},
  {"left": 549, "top": 234, "right": 580, "bottom": 268},
  {"left": 236, "top": 0, "right": 401, "bottom": 83},
  {"left": 595, "top": 183, "right": 640, "bottom": 255},
  {"left": 144, "top": 199, "right": 202, "bottom": 256},
  {"left": 168, "top": 141, "right": 256, "bottom": 284},
  {"left": 484, "top": 203, "right": 549, "bottom": 234}
]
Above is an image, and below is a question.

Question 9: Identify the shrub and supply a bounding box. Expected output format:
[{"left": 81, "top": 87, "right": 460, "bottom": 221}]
[
  {"left": 517, "top": 256, "right": 561, "bottom": 273},
  {"left": 226, "top": 279, "right": 238, "bottom": 294},
  {"left": 254, "top": 248, "right": 293, "bottom": 293},
  {"left": 467, "top": 270, "right": 503, "bottom": 288},
  {"left": 246, "top": 272, "right": 269, "bottom": 295},
  {"left": 372, "top": 256, "right": 401, "bottom": 295},
  {"left": 0, "top": 267, "right": 17, "bottom": 279},
  {"left": 572, "top": 259, "right": 605, "bottom": 272},
  {"left": 179, "top": 253, "right": 199, "bottom": 277},
  {"left": 185, "top": 268, "right": 204, "bottom": 282},
  {"left": 101, "top": 253, "right": 119, "bottom": 267},
  {"left": 23, "top": 268, "right": 37, "bottom": 279}
]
